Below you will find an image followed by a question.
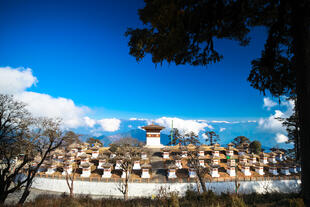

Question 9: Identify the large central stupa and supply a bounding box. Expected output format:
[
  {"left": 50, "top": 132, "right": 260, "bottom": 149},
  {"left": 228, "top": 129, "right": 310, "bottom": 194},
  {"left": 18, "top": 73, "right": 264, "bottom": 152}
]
[{"left": 141, "top": 124, "right": 165, "bottom": 148}]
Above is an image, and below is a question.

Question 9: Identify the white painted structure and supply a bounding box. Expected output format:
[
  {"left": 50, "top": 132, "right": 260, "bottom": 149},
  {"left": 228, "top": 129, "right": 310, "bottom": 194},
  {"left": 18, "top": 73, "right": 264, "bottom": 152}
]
[
  {"left": 81, "top": 165, "right": 91, "bottom": 178},
  {"left": 276, "top": 154, "right": 284, "bottom": 162},
  {"left": 199, "top": 151, "right": 205, "bottom": 157},
  {"left": 212, "top": 150, "right": 220, "bottom": 157},
  {"left": 210, "top": 166, "right": 220, "bottom": 178},
  {"left": 189, "top": 168, "right": 196, "bottom": 178},
  {"left": 141, "top": 152, "right": 148, "bottom": 160},
  {"left": 46, "top": 165, "right": 57, "bottom": 175},
  {"left": 163, "top": 151, "right": 170, "bottom": 159},
  {"left": 97, "top": 160, "right": 106, "bottom": 170},
  {"left": 31, "top": 177, "right": 301, "bottom": 197},
  {"left": 211, "top": 159, "right": 219, "bottom": 165},
  {"left": 176, "top": 160, "right": 182, "bottom": 169},
  {"left": 228, "top": 159, "right": 236, "bottom": 166},
  {"left": 290, "top": 166, "right": 298, "bottom": 174},
  {"left": 241, "top": 166, "right": 251, "bottom": 176},
  {"left": 281, "top": 167, "right": 291, "bottom": 175},
  {"left": 260, "top": 156, "right": 268, "bottom": 164},
  {"left": 297, "top": 166, "right": 301, "bottom": 172},
  {"left": 115, "top": 160, "right": 122, "bottom": 170},
  {"left": 227, "top": 166, "right": 236, "bottom": 177},
  {"left": 62, "top": 165, "right": 72, "bottom": 175},
  {"left": 199, "top": 159, "right": 205, "bottom": 167},
  {"left": 227, "top": 150, "right": 234, "bottom": 157},
  {"left": 255, "top": 166, "right": 265, "bottom": 175},
  {"left": 121, "top": 171, "right": 129, "bottom": 179},
  {"left": 141, "top": 168, "right": 150, "bottom": 178},
  {"left": 249, "top": 156, "right": 257, "bottom": 164},
  {"left": 142, "top": 124, "right": 165, "bottom": 148},
  {"left": 102, "top": 167, "right": 112, "bottom": 178},
  {"left": 268, "top": 156, "right": 277, "bottom": 164},
  {"left": 269, "top": 166, "right": 278, "bottom": 175},
  {"left": 181, "top": 151, "right": 187, "bottom": 158},
  {"left": 91, "top": 148, "right": 99, "bottom": 159},
  {"left": 168, "top": 169, "right": 177, "bottom": 179},
  {"left": 133, "top": 160, "right": 141, "bottom": 170}
]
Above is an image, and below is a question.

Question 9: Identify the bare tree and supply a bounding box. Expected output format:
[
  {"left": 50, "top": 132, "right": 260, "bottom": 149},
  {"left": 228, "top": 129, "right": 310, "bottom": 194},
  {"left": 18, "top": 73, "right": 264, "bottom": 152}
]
[
  {"left": 111, "top": 139, "right": 141, "bottom": 200},
  {"left": 185, "top": 132, "right": 209, "bottom": 193},
  {"left": 0, "top": 94, "right": 64, "bottom": 204},
  {"left": 65, "top": 161, "right": 77, "bottom": 197},
  {"left": 187, "top": 149, "right": 208, "bottom": 193},
  {"left": 18, "top": 117, "right": 64, "bottom": 204}
]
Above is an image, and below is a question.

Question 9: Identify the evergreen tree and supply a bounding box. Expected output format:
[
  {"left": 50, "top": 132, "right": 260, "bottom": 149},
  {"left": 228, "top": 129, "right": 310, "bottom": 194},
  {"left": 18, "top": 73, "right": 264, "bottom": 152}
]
[{"left": 126, "top": 0, "right": 310, "bottom": 202}]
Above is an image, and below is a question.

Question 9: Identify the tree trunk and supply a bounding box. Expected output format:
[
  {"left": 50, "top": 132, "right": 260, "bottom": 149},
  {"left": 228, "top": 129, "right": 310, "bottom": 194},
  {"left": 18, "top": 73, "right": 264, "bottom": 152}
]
[
  {"left": 0, "top": 192, "right": 8, "bottom": 204},
  {"left": 18, "top": 189, "right": 30, "bottom": 204},
  {"left": 124, "top": 182, "right": 128, "bottom": 200},
  {"left": 197, "top": 173, "right": 207, "bottom": 193},
  {"left": 292, "top": 1, "right": 310, "bottom": 204}
]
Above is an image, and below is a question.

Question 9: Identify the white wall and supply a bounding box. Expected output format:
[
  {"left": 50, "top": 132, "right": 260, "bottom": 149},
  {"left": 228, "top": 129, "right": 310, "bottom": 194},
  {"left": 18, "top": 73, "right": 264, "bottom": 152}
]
[{"left": 31, "top": 177, "right": 301, "bottom": 197}]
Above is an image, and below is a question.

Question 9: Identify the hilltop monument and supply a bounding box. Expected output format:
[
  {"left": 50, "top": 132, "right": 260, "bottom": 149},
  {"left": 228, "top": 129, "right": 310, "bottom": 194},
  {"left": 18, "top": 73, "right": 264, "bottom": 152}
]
[{"left": 142, "top": 123, "right": 165, "bottom": 148}]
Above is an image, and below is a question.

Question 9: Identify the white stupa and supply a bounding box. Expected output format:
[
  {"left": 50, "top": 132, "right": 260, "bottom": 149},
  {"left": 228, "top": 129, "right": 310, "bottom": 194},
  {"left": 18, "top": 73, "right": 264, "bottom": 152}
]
[{"left": 142, "top": 124, "right": 165, "bottom": 148}]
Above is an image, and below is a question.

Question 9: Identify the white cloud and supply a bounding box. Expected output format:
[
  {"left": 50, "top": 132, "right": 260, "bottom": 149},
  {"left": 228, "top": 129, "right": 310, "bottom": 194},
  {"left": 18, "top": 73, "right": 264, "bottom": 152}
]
[
  {"left": 219, "top": 127, "right": 226, "bottom": 132},
  {"left": 129, "top": 117, "right": 147, "bottom": 121},
  {"left": 210, "top": 120, "right": 231, "bottom": 124},
  {"left": 0, "top": 67, "right": 38, "bottom": 94},
  {"left": 258, "top": 110, "right": 285, "bottom": 132},
  {"left": 202, "top": 133, "right": 208, "bottom": 139},
  {"left": 153, "top": 117, "right": 212, "bottom": 134},
  {"left": 97, "top": 118, "right": 121, "bottom": 132},
  {"left": 16, "top": 91, "right": 89, "bottom": 128},
  {"left": 84, "top": 116, "right": 96, "bottom": 128},
  {"left": 275, "top": 133, "right": 289, "bottom": 143},
  {"left": 258, "top": 98, "right": 295, "bottom": 132},
  {"left": 263, "top": 97, "right": 277, "bottom": 110},
  {"left": 0, "top": 66, "right": 93, "bottom": 128}
]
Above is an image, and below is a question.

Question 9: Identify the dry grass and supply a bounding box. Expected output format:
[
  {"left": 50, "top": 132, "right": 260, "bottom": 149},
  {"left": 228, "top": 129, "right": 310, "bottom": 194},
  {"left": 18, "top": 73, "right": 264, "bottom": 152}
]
[{"left": 1, "top": 190, "right": 305, "bottom": 207}]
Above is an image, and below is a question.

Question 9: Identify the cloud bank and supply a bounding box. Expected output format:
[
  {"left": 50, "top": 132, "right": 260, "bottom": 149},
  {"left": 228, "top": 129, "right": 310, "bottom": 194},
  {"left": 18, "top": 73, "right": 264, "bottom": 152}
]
[
  {"left": 258, "top": 97, "right": 294, "bottom": 144},
  {"left": 152, "top": 117, "right": 212, "bottom": 134},
  {"left": 0, "top": 66, "right": 121, "bottom": 130}
]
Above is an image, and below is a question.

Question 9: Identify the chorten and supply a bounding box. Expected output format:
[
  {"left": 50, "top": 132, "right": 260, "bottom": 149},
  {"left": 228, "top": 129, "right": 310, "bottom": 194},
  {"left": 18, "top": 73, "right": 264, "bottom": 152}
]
[{"left": 142, "top": 124, "right": 165, "bottom": 148}]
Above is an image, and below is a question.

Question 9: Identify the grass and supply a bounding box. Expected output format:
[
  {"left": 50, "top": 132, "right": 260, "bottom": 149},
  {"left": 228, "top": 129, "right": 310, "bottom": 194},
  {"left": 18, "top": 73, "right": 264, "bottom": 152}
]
[{"left": 2, "top": 190, "right": 305, "bottom": 207}]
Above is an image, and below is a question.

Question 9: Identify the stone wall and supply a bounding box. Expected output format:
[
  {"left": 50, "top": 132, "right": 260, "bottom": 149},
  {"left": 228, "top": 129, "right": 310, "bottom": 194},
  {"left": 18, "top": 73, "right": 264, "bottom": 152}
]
[{"left": 31, "top": 177, "right": 301, "bottom": 197}]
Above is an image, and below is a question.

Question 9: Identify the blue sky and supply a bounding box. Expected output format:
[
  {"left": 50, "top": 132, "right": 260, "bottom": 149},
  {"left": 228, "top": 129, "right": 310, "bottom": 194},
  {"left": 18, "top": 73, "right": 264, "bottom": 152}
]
[{"left": 0, "top": 0, "right": 293, "bottom": 147}]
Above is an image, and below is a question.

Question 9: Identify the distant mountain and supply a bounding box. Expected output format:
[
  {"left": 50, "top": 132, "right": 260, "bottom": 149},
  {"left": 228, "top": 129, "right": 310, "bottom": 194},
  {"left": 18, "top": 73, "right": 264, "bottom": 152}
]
[
  {"left": 72, "top": 119, "right": 292, "bottom": 149},
  {"left": 92, "top": 129, "right": 171, "bottom": 146}
]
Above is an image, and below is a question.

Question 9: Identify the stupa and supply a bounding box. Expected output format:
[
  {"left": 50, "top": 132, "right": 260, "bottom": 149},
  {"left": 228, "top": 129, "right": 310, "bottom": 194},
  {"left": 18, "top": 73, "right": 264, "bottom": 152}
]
[{"left": 142, "top": 124, "right": 165, "bottom": 148}]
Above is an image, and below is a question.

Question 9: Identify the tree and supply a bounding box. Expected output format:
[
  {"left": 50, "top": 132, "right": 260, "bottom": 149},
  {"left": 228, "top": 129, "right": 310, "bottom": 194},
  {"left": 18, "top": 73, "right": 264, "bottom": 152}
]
[
  {"left": 125, "top": 0, "right": 310, "bottom": 202},
  {"left": 65, "top": 162, "right": 77, "bottom": 198},
  {"left": 278, "top": 98, "right": 300, "bottom": 161},
  {"left": 86, "top": 137, "right": 103, "bottom": 147},
  {"left": 112, "top": 137, "right": 143, "bottom": 147},
  {"left": 0, "top": 94, "right": 65, "bottom": 204},
  {"left": 184, "top": 131, "right": 200, "bottom": 146},
  {"left": 18, "top": 117, "right": 65, "bottom": 204},
  {"left": 184, "top": 133, "right": 208, "bottom": 193},
  {"left": 111, "top": 140, "right": 141, "bottom": 200},
  {"left": 63, "top": 131, "right": 81, "bottom": 147},
  {"left": 249, "top": 140, "right": 262, "bottom": 155},
  {"left": 204, "top": 131, "right": 220, "bottom": 146},
  {"left": 232, "top": 136, "right": 250, "bottom": 147},
  {"left": 168, "top": 128, "right": 184, "bottom": 146}
]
